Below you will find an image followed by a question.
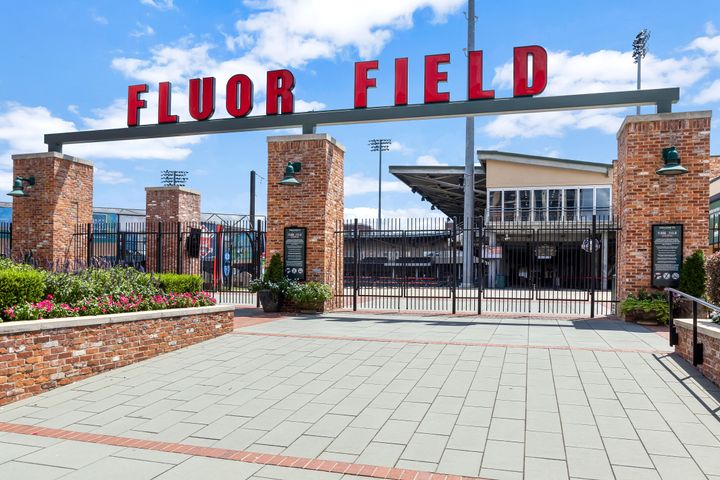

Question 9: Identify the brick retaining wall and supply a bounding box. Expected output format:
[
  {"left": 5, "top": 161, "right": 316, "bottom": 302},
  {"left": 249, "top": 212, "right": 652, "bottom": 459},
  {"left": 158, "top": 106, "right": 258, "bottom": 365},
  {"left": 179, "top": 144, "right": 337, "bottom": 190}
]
[
  {"left": 675, "top": 318, "right": 720, "bottom": 386},
  {"left": 0, "top": 305, "right": 234, "bottom": 406}
]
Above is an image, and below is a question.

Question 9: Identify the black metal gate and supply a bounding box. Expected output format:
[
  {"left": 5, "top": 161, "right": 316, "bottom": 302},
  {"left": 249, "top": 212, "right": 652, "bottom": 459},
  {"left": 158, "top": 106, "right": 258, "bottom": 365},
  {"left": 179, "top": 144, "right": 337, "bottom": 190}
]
[
  {"left": 73, "top": 219, "right": 265, "bottom": 305},
  {"left": 336, "top": 215, "right": 619, "bottom": 317}
]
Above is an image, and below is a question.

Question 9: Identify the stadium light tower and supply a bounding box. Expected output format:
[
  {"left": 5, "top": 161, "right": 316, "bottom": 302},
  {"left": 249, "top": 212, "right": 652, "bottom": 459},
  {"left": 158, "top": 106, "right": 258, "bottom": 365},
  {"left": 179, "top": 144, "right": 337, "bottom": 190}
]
[
  {"left": 160, "top": 170, "right": 188, "bottom": 186},
  {"left": 632, "top": 29, "right": 650, "bottom": 115},
  {"left": 369, "top": 138, "right": 392, "bottom": 230}
]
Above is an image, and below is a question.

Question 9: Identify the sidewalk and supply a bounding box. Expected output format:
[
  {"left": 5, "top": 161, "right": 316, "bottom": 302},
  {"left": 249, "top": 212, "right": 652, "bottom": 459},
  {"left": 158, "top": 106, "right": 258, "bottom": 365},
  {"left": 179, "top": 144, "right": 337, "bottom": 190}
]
[{"left": 0, "top": 312, "right": 718, "bottom": 479}]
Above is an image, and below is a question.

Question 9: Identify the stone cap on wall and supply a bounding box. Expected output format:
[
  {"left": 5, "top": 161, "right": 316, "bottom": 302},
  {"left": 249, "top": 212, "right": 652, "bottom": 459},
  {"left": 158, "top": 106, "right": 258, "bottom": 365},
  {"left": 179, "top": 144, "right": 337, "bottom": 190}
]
[
  {"left": 267, "top": 133, "right": 346, "bottom": 152},
  {"left": 145, "top": 186, "right": 201, "bottom": 195},
  {"left": 674, "top": 317, "right": 720, "bottom": 340},
  {"left": 0, "top": 304, "right": 235, "bottom": 335},
  {"left": 11, "top": 152, "right": 93, "bottom": 166},
  {"left": 616, "top": 110, "right": 713, "bottom": 139}
]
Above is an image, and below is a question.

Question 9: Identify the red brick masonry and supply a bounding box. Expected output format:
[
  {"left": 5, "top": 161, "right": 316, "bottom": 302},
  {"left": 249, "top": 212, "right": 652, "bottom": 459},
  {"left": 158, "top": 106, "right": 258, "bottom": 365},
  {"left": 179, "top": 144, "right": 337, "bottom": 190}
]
[
  {"left": 675, "top": 318, "right": 720, "bottom": 386},
  {"left": 0, "top": 305, "right": 234, "bottom": 406}
]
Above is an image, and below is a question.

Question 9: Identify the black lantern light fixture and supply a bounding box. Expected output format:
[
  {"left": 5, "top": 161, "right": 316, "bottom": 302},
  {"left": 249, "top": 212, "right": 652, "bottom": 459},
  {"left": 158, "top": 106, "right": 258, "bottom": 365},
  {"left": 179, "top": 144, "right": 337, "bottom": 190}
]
[
  {"left": 656, "top": 146, "right": 688, "bottom": 176},
  {"left": 278, "top": 161, "right": 302, "bottom": 186},
  {"left": 7, "top": 176, "right": 35, "bottom": 197}
]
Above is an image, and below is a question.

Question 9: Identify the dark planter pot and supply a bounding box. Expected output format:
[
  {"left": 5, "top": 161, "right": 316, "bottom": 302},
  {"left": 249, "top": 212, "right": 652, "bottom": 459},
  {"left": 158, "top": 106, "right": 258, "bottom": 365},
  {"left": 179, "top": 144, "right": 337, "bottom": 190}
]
[{"left": 258, "top": 290, "right": 282, "bottom": 313}]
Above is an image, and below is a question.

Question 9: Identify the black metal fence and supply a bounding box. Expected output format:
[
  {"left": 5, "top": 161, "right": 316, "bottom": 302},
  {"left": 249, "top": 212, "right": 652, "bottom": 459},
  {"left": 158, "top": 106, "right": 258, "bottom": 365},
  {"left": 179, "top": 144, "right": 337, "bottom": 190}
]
[
  {"left": 0, "top": 222, "right": 10, "bottom": 258},
  {"left": 336, "top": 214, "right": 620, "bottom": 317},
  {"left": 72, "top": 220, "right": 265, "bottom": 305}
]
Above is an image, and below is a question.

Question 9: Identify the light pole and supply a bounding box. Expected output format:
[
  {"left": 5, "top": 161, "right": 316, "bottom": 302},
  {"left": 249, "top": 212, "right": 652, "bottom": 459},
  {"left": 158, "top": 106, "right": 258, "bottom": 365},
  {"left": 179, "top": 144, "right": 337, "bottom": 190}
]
[
  {"left": 632, "top": 29, "right": 650, "bottom": 115},
  {"left": 369, "top": 138, "right": 391, "bottom": 230},
  {"left": 462, "top": 0, "right": 477, "bottom": 288}
]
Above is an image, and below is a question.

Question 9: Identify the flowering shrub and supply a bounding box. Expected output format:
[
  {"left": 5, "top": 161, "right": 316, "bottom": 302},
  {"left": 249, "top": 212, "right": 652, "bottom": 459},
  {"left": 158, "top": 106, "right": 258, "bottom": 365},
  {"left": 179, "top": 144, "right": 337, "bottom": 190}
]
[{"left": 2, "top": 292, "right": 216, "bottom": 322}]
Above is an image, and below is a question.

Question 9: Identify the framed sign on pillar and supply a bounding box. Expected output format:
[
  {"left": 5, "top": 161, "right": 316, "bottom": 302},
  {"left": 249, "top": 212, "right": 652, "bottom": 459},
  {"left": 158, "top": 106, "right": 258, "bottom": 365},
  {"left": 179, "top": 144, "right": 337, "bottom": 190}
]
[
  {"left": 651, "top": 224, "right": 683, "bottom": 288},
  {"left": 284, "top": 227, "right": 307, "bottom": 281}
]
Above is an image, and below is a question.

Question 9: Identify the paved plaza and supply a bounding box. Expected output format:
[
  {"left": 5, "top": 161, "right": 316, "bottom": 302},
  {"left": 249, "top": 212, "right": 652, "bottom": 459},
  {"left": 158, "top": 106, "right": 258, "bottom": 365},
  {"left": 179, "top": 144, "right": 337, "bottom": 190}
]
[{"left": 0, "top": 312, "right": 719, "bottom": 479}]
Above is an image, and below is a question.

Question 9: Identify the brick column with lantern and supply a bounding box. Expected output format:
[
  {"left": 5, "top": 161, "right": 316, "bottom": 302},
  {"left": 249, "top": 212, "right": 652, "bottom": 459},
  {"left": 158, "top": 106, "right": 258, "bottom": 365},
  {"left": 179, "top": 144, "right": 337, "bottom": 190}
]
[
  {"left": 614, "top": 111, "right": 712, "bottom": 302},
  {"left": 10, "top": 152, "right": 93, "bottom": 267},
  {"left": 266, "top": 134, "right": 345, "bottom": 309}
]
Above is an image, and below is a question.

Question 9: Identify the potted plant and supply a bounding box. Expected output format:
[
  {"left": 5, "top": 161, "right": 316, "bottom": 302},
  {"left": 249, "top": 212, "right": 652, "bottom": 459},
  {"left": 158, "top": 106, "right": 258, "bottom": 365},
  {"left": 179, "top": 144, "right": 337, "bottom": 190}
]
[
  {"left": 249, "top": 253, "right": 292, "bottom": 312},
  {"left": 620, "top": 291, "right": 669, "bottom": 325},
  {"left": 288, "top": 282, "right": 332, "bottom": 312}
]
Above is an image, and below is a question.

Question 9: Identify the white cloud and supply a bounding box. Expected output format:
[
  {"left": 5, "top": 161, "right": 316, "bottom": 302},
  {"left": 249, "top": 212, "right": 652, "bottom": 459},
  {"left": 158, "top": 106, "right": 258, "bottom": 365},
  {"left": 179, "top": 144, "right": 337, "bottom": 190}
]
[
  {"left": 688, "top": 33, "right": 720, "bottom": 64},
  {"left": 140, "top": 0, "right": 174, "bottom": 10},
  {"left": 484, "top": 47, "right": 711, "bottom": 139},
  {"left": 230, "top": 0, "right": 465, "bottom": 67},
  {"left": 95, "top": 165, "right": 132, "bottom": 184},
  {"left": 389, "top": 140, "right": 413, "bottom": 155},
  {"left": 344, "top": 172, "right": 407, "bottom": 196},
  {"left": 706, "top": 22, "right": 718, "bottom": 36},
  {"left": 415, "top": 154, "right": 447, "bottom": 166},
  {"left": 0, "top": 101, "right": 200, "bottom": 164},
  {"left": 693, "top": 78, "right": 720, "bottom": 104},
  {"left": 90, "top": 11, "right": 108, "bottom": 25},
  {"left": 130, "top": 23, "right": 156, "bottom": 38},
  {"left": 295, "top": 100, "right": 326, "bottom": 112},
  {"left": 67, "top": 104, "right": 80, "bottom": 115}
]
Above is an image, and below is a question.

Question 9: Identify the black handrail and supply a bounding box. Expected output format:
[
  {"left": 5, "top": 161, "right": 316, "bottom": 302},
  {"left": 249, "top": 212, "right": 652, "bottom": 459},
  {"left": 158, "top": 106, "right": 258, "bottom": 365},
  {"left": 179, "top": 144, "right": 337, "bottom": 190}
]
[{"left": 665, "top": 288, "right": 720, "bottom": 366}]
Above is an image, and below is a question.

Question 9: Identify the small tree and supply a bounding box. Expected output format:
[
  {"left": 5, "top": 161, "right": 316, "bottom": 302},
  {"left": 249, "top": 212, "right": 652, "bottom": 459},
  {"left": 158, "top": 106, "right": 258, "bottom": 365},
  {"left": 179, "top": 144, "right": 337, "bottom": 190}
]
[
  {"left": 706, "top": 251, "right": 720, "bottom": 304},
  {"left": 264, "top": 253, "right": 284, "bottom": 283},
  {"left": 679, "top": 249, "right": 706, "bottom": 299}
]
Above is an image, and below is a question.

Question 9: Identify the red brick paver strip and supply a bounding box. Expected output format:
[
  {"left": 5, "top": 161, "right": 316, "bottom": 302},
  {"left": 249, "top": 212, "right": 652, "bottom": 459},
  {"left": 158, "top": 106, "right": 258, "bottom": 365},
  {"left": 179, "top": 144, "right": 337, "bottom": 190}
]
[
  {"left": 232, "top": 330, "right": 670, "bottom": 354},
  {"left": 0, "top": 422, "right": 485, "bottom": 480}
]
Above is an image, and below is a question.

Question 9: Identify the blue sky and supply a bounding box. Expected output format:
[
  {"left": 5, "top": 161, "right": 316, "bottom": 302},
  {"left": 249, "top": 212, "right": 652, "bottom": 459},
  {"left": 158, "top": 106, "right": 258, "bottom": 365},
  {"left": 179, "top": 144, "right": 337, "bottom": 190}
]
[{"left": 1, "top": 0, "right": 719, "bottom": 219}]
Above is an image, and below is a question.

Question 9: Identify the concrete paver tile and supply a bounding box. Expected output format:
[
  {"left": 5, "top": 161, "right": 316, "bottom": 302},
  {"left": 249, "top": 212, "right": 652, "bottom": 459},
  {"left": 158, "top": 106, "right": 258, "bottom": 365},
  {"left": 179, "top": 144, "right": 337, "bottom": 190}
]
[
  {"left": 437, "top": 448, "right": 482, "bottom": 476},
  {"left": 447, "top": 424, "right": 487, "bottom": 452},
  {"left": 527, "top": 410, "right": 562, "bottom": 433},
  {"left": 305, "top": 414, "right": 354, "bottom": 438},
  {"left": 0, "top": 441, "right": 39, "bottom": 463},
  {"left": 481, "top": 439, "right": 524, "bottom": 472},
  {"left": 57, "top": 456, "right": 172, "bottom": 480},
  {"left": 603, "top": 438, "right": 654, "bottom": 468},
  {"left": 672, "top": 422, "right": 720, "bottom": 447},
  {"left": 526, "top": 431, "right": 566, "bottom": 460},
  {"left": 479, "top": 467, "right": 523, "bottom": 479},
  {"left": 689, "top": 444, "right": 720, "bottom": 476},
  {"left": 0, "top": 460, "right": 72, "bottom": 479},
  {"left": 488, "top": 418, "right": 525, "bottom": 442},
  {"left": 14, "top": 440, "right": 121, "bottom": 470},
  {"left": 281, "top": 434, "right": 333, "bottom": 457},
  {"left": 595, "top": 415, "right": 639, "bottom": 440},
  {"left": 457, "top": 406, "right": 492, "bottom": 427},
  {"left": 155, "top": 456, "right": 262, "bottom": 480},
  {"left": 326, "top": 427, "right": 377, "bottom": 455},
  {"left": 356, "top": 441, "right": 405, "bottom": 466},
  {"left": 391, "top": 402, "right": 431, "bottom": 422},
  {"left": 566, "top": 446, "right": 614, "bottom": 480},
  {"left": 524, "top": 457, "right": 569, "bottom": 480},
  {"left": 111, "top": 447, "right": 190, "bottom": 465},
  {"left": 612, "top": 465, "right": 661, "bottom": 480},
  {"left": 256, "top": 421, "right": 311, "bottom": 447},
  {"left": 374, "top": 419, "right": 418, "bottom": 444},
  {"left": 651, "top": 454, "right": 707, "bottom": 480},
  {"left": 417, "top": 412, "right": 457, "bottom": 436},
  {"left": 401, "top": 432, "right": 449, "bottom": 463}
]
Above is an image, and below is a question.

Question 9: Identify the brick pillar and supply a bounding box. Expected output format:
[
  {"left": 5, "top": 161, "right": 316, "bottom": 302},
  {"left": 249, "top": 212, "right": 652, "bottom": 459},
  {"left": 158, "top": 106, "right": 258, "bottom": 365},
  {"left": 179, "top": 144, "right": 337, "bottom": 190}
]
[
  {"left": 614, "top": 111, "right": 712, "bottom": 302},
  {"left": 10, "top": 152, "right": 93, "bottom": 268},
  {"left": 145, "top": 187, "right": 201, "bottom": 274},
  {"left": 266, "top": 134, "right": 344, "bottom": 309}
]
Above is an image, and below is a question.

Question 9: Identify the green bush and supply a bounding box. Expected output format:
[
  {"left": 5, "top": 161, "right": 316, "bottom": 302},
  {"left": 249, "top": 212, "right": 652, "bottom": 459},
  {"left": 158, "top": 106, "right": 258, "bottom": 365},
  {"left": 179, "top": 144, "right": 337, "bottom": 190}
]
[
  {"left": 706, "top": 251, "right": 720, "bottom": 305},
  {"left": 264, "top": 253, "right": 284, "bottom": 283},
  {"left": 620, "top": 291, "right": 669, "bottom": 324},
  {"left": 679, "top": 250, "right": 706, "bottom": 299},
  {"left": 287, "top": 282, "right": 332, "bottom": 309},
  {"left": 44, "top": 267, "right": 161, "bottom": 304},
  {"left": 156, "top": 273, "right": 203, "bottom": 293},
  {"left": 0, "top": 269, "right": 46, "bottom": 310}
]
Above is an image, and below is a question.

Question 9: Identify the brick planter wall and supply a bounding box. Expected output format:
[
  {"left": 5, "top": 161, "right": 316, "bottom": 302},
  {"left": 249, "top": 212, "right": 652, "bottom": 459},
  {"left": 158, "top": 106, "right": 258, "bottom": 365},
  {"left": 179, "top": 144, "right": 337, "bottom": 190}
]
[
  {"left": 674, "top": 318, "right": 720, "bottom": 386},
  {"left": 0, "top": 305, "right": 234, "bottom": 406}
]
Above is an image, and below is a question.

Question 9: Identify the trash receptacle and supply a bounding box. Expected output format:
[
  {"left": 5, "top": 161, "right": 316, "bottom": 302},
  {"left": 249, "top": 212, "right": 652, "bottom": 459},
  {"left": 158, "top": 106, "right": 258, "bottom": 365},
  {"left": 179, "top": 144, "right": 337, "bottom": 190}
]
[{"left": 495, "top": 274, "right": 506, "bottom": 289}]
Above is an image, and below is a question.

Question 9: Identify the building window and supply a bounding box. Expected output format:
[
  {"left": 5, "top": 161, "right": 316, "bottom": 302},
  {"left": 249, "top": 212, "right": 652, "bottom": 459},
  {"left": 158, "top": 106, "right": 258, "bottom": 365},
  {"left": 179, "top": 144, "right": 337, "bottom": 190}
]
[
  {"left": 534, "top": 190, "right": 547, "bottom": 221},
  {"left": 596, "top": 187, "right": 610, "bottom": 219},
  {"left": 519, "top": 190, "right": 531, "bottom": 221},
  {"left": 564, "top": 189, "right": 577, "bottom": 221},
  {"left": 489, "top": 191, "right": 502, "bottom": 221},
  {"left": 503, "top": 191, "right": 517, "bottom": 221},
  {"left": 580, "top": 188, "right": 594, "bottom": 220},
  {"left": 549, "top": 189, "right": 562, "bottom": 221}
]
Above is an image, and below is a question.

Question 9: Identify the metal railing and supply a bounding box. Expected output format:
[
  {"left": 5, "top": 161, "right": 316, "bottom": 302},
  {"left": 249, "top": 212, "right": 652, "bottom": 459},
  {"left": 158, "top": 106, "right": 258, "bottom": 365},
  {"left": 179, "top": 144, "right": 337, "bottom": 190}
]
[{"left": 666, "top": 288, "right": 720, "bottom": 366}]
